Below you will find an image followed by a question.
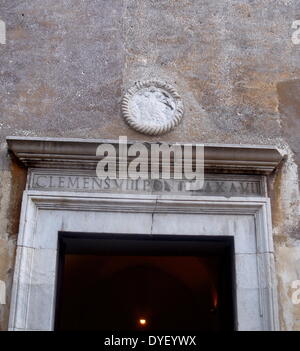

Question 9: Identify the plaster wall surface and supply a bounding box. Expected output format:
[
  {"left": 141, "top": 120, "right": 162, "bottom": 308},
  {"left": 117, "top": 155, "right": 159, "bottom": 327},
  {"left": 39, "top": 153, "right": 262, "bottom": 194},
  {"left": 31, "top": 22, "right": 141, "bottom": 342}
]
[{"left": 0, "top": 0, "right": 300, "bottom": 330}]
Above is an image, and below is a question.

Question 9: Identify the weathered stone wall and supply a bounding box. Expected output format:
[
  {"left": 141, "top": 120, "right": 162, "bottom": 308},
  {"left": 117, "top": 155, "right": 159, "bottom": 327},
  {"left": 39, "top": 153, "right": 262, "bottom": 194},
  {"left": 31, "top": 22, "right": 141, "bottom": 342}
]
[{"left": 0, "top": 0, "right": 300, "bottom": 330}]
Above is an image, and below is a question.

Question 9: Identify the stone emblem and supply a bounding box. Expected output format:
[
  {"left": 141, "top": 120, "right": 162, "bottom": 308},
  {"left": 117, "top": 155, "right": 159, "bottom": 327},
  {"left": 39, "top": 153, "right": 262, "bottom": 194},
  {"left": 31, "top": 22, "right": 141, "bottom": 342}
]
[{"left": 122, "top": 80, "right": 184, "bottom": 135}]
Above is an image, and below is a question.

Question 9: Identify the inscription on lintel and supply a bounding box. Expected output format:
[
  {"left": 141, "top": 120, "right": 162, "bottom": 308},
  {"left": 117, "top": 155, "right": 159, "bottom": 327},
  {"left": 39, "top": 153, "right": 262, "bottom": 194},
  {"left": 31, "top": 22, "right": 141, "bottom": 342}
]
[{"left": 29, "top": 172, "right": 265, "bottom": 197}]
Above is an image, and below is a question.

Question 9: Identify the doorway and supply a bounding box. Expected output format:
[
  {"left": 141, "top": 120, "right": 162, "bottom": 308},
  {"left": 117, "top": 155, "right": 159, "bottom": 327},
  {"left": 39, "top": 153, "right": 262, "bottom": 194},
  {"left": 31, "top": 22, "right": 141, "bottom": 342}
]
[{"left": 55, "top": 233, "right": 235, "bottom": 331}]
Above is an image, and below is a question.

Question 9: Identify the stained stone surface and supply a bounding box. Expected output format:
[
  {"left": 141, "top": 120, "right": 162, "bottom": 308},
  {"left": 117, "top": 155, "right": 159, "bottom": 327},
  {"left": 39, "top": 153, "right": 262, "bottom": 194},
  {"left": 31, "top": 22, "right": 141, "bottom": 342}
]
[{"left": 0, "top": 0, "right": 300, "bottom": 330}]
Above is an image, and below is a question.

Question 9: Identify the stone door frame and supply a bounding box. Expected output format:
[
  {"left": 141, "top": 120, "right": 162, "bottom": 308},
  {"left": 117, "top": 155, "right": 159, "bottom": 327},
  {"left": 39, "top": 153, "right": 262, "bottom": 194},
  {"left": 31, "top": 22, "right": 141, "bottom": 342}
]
[
  {"left": 6, "top": 137, "right": 283, "bottom": 331},
  {"left": 8, "top": 190, "right": 279, "bottom": 331}
]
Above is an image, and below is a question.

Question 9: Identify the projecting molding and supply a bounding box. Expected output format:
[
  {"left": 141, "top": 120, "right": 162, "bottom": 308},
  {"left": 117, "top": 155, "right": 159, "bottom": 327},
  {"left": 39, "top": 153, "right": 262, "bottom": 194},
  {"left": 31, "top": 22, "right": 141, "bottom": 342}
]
[{"left": 6, "top": 136, "right": 284, "bottom": 174}]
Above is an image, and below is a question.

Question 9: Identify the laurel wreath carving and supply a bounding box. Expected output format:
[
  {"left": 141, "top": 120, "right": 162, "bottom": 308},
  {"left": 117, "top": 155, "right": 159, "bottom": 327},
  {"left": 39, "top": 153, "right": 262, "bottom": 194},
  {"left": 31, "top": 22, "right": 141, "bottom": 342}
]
[{"left": 121, "top": 80, "right": 184, "bottom": 136}]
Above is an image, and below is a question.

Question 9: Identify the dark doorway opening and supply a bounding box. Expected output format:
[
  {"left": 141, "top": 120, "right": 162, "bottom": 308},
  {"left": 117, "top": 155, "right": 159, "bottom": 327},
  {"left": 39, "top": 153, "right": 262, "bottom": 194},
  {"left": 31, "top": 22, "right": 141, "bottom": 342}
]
[{"left": 55, "top": 233, "right": 236, "bottom": 331}]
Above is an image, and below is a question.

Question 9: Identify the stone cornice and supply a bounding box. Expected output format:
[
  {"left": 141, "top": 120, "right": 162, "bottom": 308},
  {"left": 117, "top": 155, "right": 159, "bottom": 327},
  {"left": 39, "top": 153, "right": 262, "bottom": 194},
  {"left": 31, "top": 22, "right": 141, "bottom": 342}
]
[{"left": 6, "top": 136, "right": 284, "bottom": 174}]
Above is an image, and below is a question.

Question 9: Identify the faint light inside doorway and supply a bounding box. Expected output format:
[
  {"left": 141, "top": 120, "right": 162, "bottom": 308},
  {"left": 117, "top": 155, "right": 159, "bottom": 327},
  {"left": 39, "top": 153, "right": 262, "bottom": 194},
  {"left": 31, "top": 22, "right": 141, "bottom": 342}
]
[{"left": 139, "top": 318, "right": 147, "bottom": 326}]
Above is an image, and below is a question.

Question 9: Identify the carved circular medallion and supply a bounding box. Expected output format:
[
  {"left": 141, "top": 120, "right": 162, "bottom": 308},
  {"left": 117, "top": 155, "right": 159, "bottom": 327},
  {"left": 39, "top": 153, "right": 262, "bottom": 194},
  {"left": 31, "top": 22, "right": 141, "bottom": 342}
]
[{"left": 122, "top": 80, "right": 184, "bottom": 135}]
